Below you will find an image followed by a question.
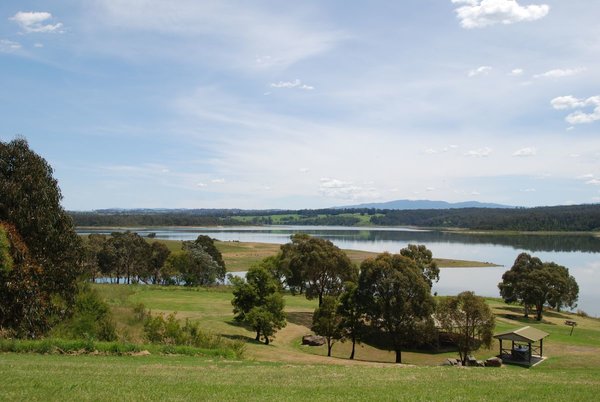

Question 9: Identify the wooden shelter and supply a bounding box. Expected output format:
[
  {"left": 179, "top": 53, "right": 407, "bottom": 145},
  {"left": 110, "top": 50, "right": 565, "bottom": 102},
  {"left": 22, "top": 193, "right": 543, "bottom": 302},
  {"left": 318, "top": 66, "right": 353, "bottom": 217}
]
[{"left": 493, "top": 326, "right": 549, "bottom": 367}]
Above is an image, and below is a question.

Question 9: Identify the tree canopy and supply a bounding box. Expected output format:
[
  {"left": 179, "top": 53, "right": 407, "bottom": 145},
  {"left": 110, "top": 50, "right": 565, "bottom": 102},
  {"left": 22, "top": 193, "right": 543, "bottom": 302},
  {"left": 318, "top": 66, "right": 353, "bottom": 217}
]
[
  {"left": 399, "top": 244, "right": 439, "bottom": 287},
  {"left": 435, "top": 291, "right": 495, "bottom": 365},
  {"left": 499, "top": 252, "right": 579, "bottom": 320},
  {"left": 280, "top": 234, "right": 357, "bottom": 305}
]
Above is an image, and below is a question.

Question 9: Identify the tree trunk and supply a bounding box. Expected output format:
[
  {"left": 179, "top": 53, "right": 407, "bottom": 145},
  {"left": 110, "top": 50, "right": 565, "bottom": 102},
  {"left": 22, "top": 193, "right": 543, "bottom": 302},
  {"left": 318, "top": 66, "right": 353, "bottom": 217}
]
[
  {"left": 255, "top": 330, "right": 261, "bottom": 342},
  {"left": 327, "top": 338, "right": 332, "bottom": 357},
  {"left": 265, "top": 336, "right": 269, "bottom": 345},
  {"left": 523, "top": 304, "right": 529, "bottom": 318},
  {"left": 395, "top": 349, "right": 402, "bottom": 364},
  {"left": 318, "top": 292, "right": 323, "bottom": 307},
  {"left": 349, "top": 336, "right": 356, "bottom": 360},
  {"left": 536, "top": 304, "right": 543, "bottom": 321}
]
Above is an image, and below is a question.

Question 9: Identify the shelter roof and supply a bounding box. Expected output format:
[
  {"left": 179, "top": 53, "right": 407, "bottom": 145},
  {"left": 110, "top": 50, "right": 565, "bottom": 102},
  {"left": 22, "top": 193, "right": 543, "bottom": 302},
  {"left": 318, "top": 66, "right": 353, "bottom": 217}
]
[{"left": 493, "top": 326, "right": 549, "bottom": 343}]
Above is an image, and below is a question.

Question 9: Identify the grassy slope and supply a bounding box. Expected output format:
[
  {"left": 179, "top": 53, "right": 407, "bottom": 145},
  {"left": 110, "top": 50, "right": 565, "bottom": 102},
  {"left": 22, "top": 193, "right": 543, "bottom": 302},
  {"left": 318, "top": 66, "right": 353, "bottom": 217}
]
[
  {"left": 2, "top": 353, "right": 599, "bottom": 401},
  {"left": 2, "top": 284, "right": 600, "bottom": 400},
  {"left": 151, "top": 239, "right": 500, "bottom": 271}
]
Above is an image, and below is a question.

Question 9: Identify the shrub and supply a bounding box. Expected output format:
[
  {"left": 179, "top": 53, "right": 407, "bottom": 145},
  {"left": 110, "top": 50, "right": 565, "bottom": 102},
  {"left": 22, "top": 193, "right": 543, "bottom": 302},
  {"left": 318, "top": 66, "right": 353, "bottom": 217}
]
[{"left": 51, "top": 285, "right": 117, "bottom": 341}]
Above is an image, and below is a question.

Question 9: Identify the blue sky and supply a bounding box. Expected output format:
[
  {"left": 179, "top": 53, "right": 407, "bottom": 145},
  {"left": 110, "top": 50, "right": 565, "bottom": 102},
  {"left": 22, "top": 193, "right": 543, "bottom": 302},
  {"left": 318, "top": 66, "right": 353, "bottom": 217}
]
[{"left": 1, "top": 0, "right": 599, "bottom": 210}]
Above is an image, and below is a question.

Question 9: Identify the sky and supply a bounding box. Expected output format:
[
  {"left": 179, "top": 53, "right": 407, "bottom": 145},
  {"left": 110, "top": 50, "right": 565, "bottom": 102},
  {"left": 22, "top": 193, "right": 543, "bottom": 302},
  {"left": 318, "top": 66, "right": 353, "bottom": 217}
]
[{"left": 1, "top": 0, "right": 599, "bottom": 210}]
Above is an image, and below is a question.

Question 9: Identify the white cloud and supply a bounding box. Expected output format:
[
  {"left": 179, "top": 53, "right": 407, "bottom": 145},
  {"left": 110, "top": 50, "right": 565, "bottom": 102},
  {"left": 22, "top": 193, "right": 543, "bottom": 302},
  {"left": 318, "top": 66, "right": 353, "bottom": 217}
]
[
  {"left": 551, "top": 95, "right": 600, "bottom": 124},
  {"left": 424, "top": 148, "right": 437, "bottom": 154},
  {"left": 465, "top": 147, "right": 492, "bottom": 157},
  {"left": 586, "top": 179, "right": 600, "bottom": 186},
  {"left": 578, "top": 174, "right": 594, "bottom": 179},
  {"left": 510, "top": 68, "right": 524, "bottom": 76},
  {"left": 319, "top": 178, "right": 379, "bottom": 200},
  {"left": 211, "top": 178, "right": 226, "bottom": 184},
  {"left": 426, "top": 187, "right": 436, "bottom": 192},
  {"left": 299, "top": 167, "right": 310, "bottom": 173},
  {"left": 34, "top": 43, "right": 44, "bottom": 48},
  {"left": 534, "top": 67, "right": 586, "bottom": 79},
  {"left": 512, "top": 147, "right": 537, "bottom": 157},
  {"left": 0, "top": 39, "right": 21, "bottom": 53},
  {"left": 468, "top": 66, "right": 492, "bottom": 77},
  {"left": 452, "top": 0, "right": 550, "bottom": 29},
  {"left": 521, "top": 188, "right": 536, "bottom": 192},
  {"left": 270, "top": 79, "right": 315, "bottom": 90},
  {"left": 196, "top": 182, "right": 207, "bottom": 187},
  {"left": 10, "top": 11, "right": 64, "bottom": 34},
  {"left": 471, "top": 190, "right": 481, "bottom": 195}
]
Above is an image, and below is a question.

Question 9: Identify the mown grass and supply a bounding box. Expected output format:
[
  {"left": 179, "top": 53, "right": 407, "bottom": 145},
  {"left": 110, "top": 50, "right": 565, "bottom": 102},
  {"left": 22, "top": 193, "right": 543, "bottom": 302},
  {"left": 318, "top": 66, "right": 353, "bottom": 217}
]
[{"left": 1, "top": 353, "right": 599, "bottom": 401}]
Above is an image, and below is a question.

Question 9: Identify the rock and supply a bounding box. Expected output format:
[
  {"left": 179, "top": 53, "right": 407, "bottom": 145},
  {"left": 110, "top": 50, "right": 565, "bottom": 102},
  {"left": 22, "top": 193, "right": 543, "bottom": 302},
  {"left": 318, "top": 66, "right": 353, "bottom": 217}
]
[
  {"left": 302, "top": 335, "right": 326, "bottom": 346},
  {"left": 446, "top": 358, "right": 458, "bottom": 366},
  {"left": 485, "top": 357, "right": 502, "bottom": 367}
]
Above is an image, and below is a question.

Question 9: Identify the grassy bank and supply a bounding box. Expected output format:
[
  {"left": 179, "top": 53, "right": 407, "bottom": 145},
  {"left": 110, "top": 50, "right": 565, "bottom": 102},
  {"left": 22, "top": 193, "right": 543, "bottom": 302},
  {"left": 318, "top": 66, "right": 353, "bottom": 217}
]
[
  {"left": 2, "top": 353, "right": 600, "bottom": 401},
  {"left": 150, "top": 239, "right": 500, "bottom": 271}
]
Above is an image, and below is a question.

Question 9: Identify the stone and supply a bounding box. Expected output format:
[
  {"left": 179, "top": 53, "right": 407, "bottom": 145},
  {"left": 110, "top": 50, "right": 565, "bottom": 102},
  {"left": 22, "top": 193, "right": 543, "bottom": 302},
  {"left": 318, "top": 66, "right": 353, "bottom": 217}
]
[
  {"left": 485, "top": 357, "right": 502, "bottom": 367},
  {"left": 302, "top": 335, "right": 326, "bottom": 346}
]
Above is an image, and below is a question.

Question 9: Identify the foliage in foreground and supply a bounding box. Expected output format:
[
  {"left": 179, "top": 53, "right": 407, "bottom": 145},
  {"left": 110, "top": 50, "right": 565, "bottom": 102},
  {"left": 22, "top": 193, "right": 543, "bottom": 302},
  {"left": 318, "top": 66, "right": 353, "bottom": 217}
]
[{"left": 0, "top": 138, "right": 82, "bottom": 336}]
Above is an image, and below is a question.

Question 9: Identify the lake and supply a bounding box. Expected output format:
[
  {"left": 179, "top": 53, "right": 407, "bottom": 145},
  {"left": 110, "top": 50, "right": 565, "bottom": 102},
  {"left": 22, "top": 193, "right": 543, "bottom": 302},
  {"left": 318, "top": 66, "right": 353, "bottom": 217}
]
[{"left": 79, "top": 226, "right": 600, "bottom": 316}]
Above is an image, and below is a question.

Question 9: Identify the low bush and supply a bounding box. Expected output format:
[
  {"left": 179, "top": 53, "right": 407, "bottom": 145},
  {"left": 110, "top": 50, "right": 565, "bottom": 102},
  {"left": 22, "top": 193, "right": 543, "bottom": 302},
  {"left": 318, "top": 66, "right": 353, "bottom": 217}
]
[
  {"left": 51, "top": 285, "right": 117, "bottom": 341},
  {"left": 143, "top": 312, "right": 245, "bottom": 357}
]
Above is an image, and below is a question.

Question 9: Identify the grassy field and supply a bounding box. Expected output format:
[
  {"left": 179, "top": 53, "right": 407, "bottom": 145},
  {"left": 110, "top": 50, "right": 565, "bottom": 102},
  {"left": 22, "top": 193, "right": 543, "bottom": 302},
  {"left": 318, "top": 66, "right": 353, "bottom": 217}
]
[
  {"left": 150, "top": 239, "right": 500, "bottom": 271},
  {"left": 2, "top": 284, "right": 600, "bottom": 400}
]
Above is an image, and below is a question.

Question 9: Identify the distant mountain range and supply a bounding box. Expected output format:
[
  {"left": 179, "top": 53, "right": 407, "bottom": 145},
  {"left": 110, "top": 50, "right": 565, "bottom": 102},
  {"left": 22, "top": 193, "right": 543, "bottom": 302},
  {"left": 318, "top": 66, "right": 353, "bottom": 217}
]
[{"left": 336, "top": 199, "right": 514, "bottom": 210}]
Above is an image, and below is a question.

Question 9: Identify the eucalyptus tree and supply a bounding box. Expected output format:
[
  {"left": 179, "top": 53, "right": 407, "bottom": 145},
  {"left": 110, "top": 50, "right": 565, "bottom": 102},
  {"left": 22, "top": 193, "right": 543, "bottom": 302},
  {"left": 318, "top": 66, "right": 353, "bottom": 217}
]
[
  {"left": 231, "top": 265, "right": 286, "bottom": 344},
  {"left": 499, "top": 253, "right": 579, "bottom": 320},
  {"left": 0, "top": 138, "right": 83, "bottom": 335},
  {"left": 280, "top": 234, "right": 357, "bottom": 305},
  {"left": 312, "top": 296, "right": 343, "bottom": 357},
  {"left": 358, "top": 252, "right": 435, "bottom": 364},
  {"left": 400, "top": 244, "right": 439, "bottom": 287},
  {"left": 435, "top": 291, "right": 495, "bottom": 365}
]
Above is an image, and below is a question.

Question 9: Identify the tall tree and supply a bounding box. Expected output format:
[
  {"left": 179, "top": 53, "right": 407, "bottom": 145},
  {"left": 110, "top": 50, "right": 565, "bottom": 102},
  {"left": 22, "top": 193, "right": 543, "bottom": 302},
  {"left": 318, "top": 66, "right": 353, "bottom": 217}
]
[
  {"left": 400, "top": 244, "right": 440, "bottom": 287},
  {"left": 435, "top": 291, "right": 495, "bottom": 365},
  {"left": 312, "top": 296, "right": 343, "bottom": 357},
  {"left": 280, "top": 234, "right": 357, "bottom": 305},
  {"left": 337, "top": 282, "right": 364, "bottom": 360},
  {"left": 499, "top": 253, "right": 578, "bottom": 320},
  {"left": 193, "top": 235, "right": 226, "bottom": 272},
  {"left": 358, "top": 252, "right": 435, "bottom": 364},
  {"left": 0, "top": 138, "right": 82, "bottom": 334},
  {"left": 147, "top": 242, "right": 171, "bottom": 284},
  {"left": 81, "top": 234, "right": 107, "bottom": 281},
  {"left": 231, "top": 265, "right": 286, "bottom": 344}
]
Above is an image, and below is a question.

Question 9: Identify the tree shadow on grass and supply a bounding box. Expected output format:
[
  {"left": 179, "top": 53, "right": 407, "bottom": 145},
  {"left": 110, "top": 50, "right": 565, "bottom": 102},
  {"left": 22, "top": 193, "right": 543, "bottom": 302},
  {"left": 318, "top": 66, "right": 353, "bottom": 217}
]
[
  {"left": 286, "top": 311, "right": 313, "bottom": 328},
  {"left": 502, "top": 314, "right": 555, "bottom": 325}
]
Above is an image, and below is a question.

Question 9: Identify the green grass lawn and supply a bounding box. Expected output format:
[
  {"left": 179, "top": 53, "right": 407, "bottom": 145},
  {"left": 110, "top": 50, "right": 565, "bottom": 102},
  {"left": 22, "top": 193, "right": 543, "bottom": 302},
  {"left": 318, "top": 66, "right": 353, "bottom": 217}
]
[{"left": 1, "top": 353, "right": 599, "bottom": 401}]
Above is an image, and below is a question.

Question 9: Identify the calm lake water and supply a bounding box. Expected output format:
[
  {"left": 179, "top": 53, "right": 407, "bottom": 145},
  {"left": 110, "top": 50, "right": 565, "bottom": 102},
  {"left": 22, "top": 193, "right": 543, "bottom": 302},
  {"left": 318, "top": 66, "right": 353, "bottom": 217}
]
[{"left": 80, "top": 226, "right": 600, "bottom": 317}]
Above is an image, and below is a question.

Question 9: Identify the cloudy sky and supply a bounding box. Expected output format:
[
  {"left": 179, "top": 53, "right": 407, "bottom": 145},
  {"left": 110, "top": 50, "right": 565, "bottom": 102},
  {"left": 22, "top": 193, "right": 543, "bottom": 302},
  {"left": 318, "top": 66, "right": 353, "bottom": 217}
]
[{"left": 1, "top": 0, "right": 599, "bottom": 210}]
